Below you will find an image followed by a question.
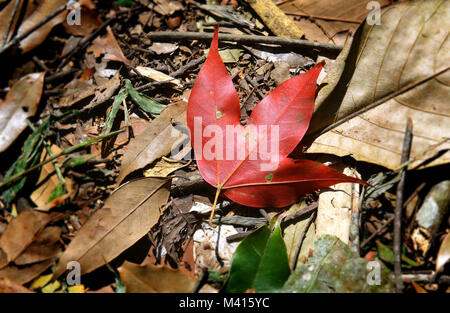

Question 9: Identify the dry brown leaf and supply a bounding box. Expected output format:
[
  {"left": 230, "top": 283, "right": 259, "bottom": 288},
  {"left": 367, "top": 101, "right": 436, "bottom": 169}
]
[
  {"left": 307, "top": 0, "right": 450, "bottom": 169},
  {"left": 87, "top": 26, "right": 130, "bottom": 65},
  {"left": 135, "top": 66, "right": 181, "bottom": 87},
  {"left": 63, "top": 7, "right": 103, "bottom": 37},
  {"left": 15, "top": 226, "right": 62, "bottom": 266},
  {"left": 0, "top": 259, "right": 53, "bottom": 285},
  {"left": 436, "top": 233, "right": 450, "bottom": 273},
  {"left": 279, "top": 0, "right": 391, "bottom": 44},
  {"left": 0, "top": 210, "right": 53, "bottom": 263},
  {"left": 283, "top": 201, "right": 316, "bottom": 269},
  {"left": 53, "top": 177, "right": 170, "bottom": 278},
  {"left": 0, "top": 72, "right": 44, "bottom": 152},
  {"left": 116, "top": 98, "right": 188, "bottom": 184},
  {"left": 0, "top": 278, "right": 34, "bottom": 293},
  {"left": 59, "top": 71, "right": 120, "bottom": 108},
  {"left": 143, "top": 158, "right": 188, "bottom": 178},
  {"left": 244, "top": 0, "right": 304, "bottom": 39},
  {"left": 153, "top": 0, "right": 184, "bottom": 16},
  {"left": 17, "top": 0, "right": 68, "bottom": 53},
  {"left": 118, "top": 261, "right": 217, "bottom": 293}
]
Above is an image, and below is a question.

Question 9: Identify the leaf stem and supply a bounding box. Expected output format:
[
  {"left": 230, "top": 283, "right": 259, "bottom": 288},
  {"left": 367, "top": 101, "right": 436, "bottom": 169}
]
[{"left": 209, "top": 185, "right": 222, "bottom": 224}]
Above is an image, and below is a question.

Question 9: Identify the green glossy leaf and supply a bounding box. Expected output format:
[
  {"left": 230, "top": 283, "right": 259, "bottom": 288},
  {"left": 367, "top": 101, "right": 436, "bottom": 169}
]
[
  {"left": 226, "top": 222, "right": 291, "bottom": 293},
  {"left": 125, "top": 80, "right": 165, "bottom": 115}
]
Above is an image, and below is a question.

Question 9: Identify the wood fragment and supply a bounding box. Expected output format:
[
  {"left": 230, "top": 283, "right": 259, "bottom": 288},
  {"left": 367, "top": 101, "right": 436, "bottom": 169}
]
[{"left": 394, "top": 118, "right": 413, "bottom": 292}]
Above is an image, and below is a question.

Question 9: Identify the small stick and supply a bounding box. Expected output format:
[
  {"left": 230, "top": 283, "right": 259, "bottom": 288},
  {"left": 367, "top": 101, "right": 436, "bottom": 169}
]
[
  {"left": 284, "top": 12, "right": 361, "bottom": 24},
  {"left": 148, "top": 31, "right": 343, "bottom": 56},
  {"left": 360, "top": 182, "right": 426, "bottom": 248},
  {"left": 292, "top": 210, "right": 316, "bottom": 270},
  {"left": 244, "top": 75, "right": 265, "bottom": 99},
  {"left": 282, "top": 202, "right": 318, "bottom": 223},
  {"left": 394, "top": 118, "right": 413, "bottom": 292},
  {"left": 58, "top": 17, "right": 115, "bottom": 69}
]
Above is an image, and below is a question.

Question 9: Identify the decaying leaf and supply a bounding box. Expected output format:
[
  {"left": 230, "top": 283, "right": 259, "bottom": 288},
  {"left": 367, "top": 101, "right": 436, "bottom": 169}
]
[
  {"left": 143, "top": 158, "right": 188, "bottom": 177},
  {"left": 118, "top": 261, "right": 216, "bottom": 293},
  {"left": 135, "top": 66, "right": 181, "bottom": 87},
  {"left": 87, "top": 26, "right": 130, "bottom": 64},
  {"left": 283, "top": 201, "right": 316, "bottom": 269},
  {"left": 279, "top": 0, "right": 391, "bottom": 44},
  {"left": 117, "top": 99, "right": 188, "bottom": 184},
  {"left": 148, "top": 42, "right": 179, "bottom": 55},
  {"left": 14, "top": 226, "right": 62, "bottom": 266},
  {"left": 0, "top": 0, "right": 68, "bottom": 53},
  {"left": 0, "top": 278, "right": 34, "bottom": 293},
  {"left": 0, "top": 72, "right": 45, "bottom": 153},
  {"left": 53, "top": 177, "right": 170, "bottom": 278},
  {"left": 63, "top": 7, "right": 103, "bottom": 37},
  {"left": 0, "top": 210, "right": 53, "bottom": 262},
  {"left": 0, "top": 259, "right": 53, "bottom": 285},
  {"left": 283, "top": 235, "right": 394, "bottom": 292},
  {"left": 307, "top": 0, "right": 450, "bottom": 169}
]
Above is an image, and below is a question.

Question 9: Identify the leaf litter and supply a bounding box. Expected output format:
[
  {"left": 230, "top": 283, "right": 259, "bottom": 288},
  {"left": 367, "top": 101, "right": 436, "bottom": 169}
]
[{"left": 0, "top": 0, "right": 448, "bottom": 294}]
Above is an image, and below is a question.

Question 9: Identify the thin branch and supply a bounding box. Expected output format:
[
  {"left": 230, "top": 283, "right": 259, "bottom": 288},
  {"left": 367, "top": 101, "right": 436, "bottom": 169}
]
[
  {"left": 147, "top": 31, "right": 343, "bottom": 57},
  {"left": 285, "top": 12, "right": 361, "bottom": 24},
  {"left": 292, "top": 210, "right": 316, "bottom": 270},
  {"left": 394, "top": 118, "right": 413, "bottom": 292}
]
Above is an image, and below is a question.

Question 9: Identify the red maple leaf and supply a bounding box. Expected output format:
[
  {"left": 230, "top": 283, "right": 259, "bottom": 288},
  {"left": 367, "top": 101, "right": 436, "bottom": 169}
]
[{"left": 187, "top": 28, "right": 366, "bottom": 217}]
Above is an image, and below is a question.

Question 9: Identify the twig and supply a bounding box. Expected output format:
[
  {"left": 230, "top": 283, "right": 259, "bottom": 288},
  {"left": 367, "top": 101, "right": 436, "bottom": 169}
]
[
  {"left": 0, "top": 129, "right": 125, "bottom": 189},
  {"left": 244, "top": 75, "right": 265, "bottom": 99},
  {"left": 215, "top": 215, "right": 224, "bottom": 267},
  {"left": 402, "top": 274, "right": 450, "bottom": 284},
  {"left": 170, "top": 55, "right": 207, "bottom": 78},
  {"left": 282, "top": 202, "right": 318, "bottom": 223},
  {"left": 58, "top": 17, "right": 115, "bottom": 69},
  {"left": 193, "top": 268, "right": 209, "bottom": 293},
  {"left": 259, "top": 209, "right": 271, "bottom": 222},
  {"left": 285, "top": 12, "right": 361, "bottom": 24},
  {"left": 394, "top": 118, "right": 413, "bottom": 292},
  {"left": 148, "top": 31, "right": 343, "bottom": 57},
  {"left": 360, "top": 181, "right": 426, "bottom": 249},
  {"left": 292, "top": 210, "right": 316, "bottom": 270},
  {"left": 0, "top": 1, "right": 70, "bottom": 56}
]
